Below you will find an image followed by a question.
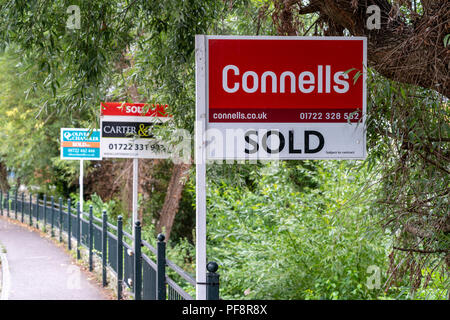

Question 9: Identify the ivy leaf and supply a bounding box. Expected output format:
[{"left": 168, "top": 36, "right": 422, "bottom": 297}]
[
  {"left": 353, "top": 71, "right": 362, "bottom": 85},
  {"left": 444, "top": 34, "right": 450, "bottom": 48}
]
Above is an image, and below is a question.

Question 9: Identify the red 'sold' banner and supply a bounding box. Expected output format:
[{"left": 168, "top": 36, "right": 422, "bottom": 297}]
[
  {"left": 101, "top": 102, "right": 171, "bottom": 117},
  {"left": 208, "top": 38, "right": 366, "bottom": 123}
]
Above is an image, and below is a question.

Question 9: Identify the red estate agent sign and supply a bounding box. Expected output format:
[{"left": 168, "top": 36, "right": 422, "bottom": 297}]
[
  {"left": 208, "top": 38, "right": 365, "bottom": 123},
  {"left": 200, "top": 36, "right": 367, "bottom": 160}
]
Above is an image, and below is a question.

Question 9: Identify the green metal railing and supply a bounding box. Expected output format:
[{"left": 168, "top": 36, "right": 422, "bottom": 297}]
[{"left": 0, "top": 189, "right": 220, "bottom": 300}]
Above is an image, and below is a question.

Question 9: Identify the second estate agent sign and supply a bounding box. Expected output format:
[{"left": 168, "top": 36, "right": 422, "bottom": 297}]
[
  {"left": 203, "top": 36, "right": 367, "bottom": 160},
  {"left": 100, "top": 102, "right": 171, "bottom": 159}
]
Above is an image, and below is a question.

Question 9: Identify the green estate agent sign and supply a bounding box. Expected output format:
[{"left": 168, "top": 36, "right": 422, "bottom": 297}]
[{"left": 60, "top": 128, "right": 102, "bottom": 160}]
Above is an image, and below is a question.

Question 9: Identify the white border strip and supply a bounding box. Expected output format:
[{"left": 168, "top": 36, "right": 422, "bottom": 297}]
[
  {"left": 195, "top": 34, "right": 208, "bottom": 300},
  {"left": 204, "top": 35, "right": 367, "bottom": 41}
]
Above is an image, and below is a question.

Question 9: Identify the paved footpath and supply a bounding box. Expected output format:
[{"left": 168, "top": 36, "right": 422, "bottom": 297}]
[{"left": 0, "top": 216, "right": 109, "bottom": 300}]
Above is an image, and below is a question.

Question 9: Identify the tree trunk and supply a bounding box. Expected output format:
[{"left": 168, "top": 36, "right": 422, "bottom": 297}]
[
  {"left": 120, "top": 46, "right": 193, "bottom": 233},
  {"left": 0, "top": 161, "right": 10, "bottom": 192},
  {"left": 156, "top": 162, "right": 192, "bottom": 240}
]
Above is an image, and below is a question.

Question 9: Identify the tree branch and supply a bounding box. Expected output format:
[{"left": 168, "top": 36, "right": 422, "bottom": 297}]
[
  {"left": 393, "top": 246, "right": 448, "bottom": 254},
  {"left": 290, "top": 0, "right": 450, "bottom": 97},
  {"left": 297, "top": 1, "right": 320, "bottom": 15}
]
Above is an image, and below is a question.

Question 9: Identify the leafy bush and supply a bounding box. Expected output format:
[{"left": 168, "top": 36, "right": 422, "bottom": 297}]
[
  {"left": 206, "top": 160, "right": 391, "bottom": 299},
  {"left": 70, "top": 192, "right": 120, "bottom": 221}
]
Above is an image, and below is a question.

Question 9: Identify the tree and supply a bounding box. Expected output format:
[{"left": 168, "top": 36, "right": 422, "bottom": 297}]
[
  {"left": 271, "top": 0, "right": 449, "bottom": 97},
  {"left": 0, "top": 48, "right": 94, "bottom": 194}
]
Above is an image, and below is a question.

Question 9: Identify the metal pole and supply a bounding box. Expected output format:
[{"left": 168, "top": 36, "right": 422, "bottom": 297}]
[
  {"left": 14, "top": 189, "right": 17, "bottom": 220},
  {"left": 77, "top": 202, "right": 81, "bottom": 260},
  {"left": 21, "top": 193, "right": 24, "bottom": 223},
  {"left": 51, "top": 196, "right": 55, "bottom": 237},
  {"left": 206, "top": 262, "right": 220, "bottom": 300},
  {"left": 79, "top": 159, "right": 84, "bottom": 211},
  {"left": 89, "top": 205, "right": 93, "bottom": 272},
  {"left": 6, "top": 192, "right": 9, "bottom": 217},
  {"left": 195, "top": 34, "right": 207, "bottom": 300},
  {"left": 68, "top": 198, "right": 72, "bottom": 250},
  {"left": 157, "top": 233, "right": 166, "bottom": 300},
  {"left": 132, "top": 157, "right": 138, "bottom": 243},
  {"left": 43, "top": 194, "right": 47, "bottom": 230},
  {"left": 117, "top": 216, "right": 123, "bottom": 300},
  {"left": 134, "top": 221, "right": 142, "bottom": 300},
  {"left": 102, "top": 210, "right": 108, "bottom": 287},
  {"left": 59, "top": 197, "right": 63, "bottom": 242},
  {"left": 29, "top": 194, "right": 33, "bottom": 227},
  {"left": 35, "top": 194, "right": 38, "bottom": 228}
]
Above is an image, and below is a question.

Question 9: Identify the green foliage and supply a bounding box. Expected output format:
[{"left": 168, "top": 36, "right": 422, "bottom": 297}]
[
  {"left": 170, "top": 181, "right": 196, "bottom": 243},
  {"left": 413, "top": 269, "right": 449, "bottom": 300},
  {"left": 69, "top": 192, "right": 120, "bottom": 221},
  {"left": 205, "top": 160, "right": 391, "bottom": 299},
  {"left": 0, "top": 48, "right": 94, "bottom": 197},
  {"left": 0, "top": 50, "right": 58, "bottom": 185},
  {"left": 365, "top": 68, "right": 449, "bottom": 291},
  {"left": 443, "top": 34, "right": 450, "bottom": 48}
]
